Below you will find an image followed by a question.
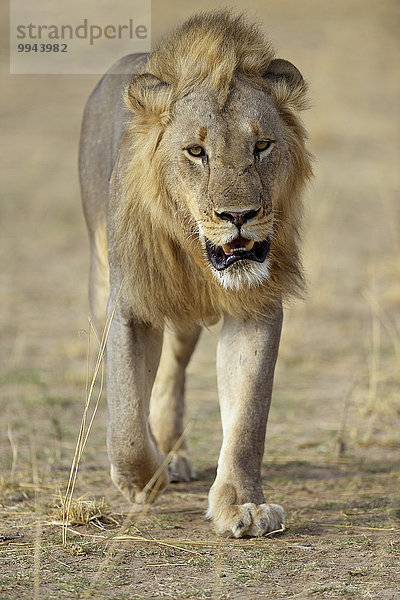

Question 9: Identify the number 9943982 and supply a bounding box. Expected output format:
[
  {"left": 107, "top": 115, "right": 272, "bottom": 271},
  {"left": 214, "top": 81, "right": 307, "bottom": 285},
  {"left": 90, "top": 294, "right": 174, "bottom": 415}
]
[{"left": 17, "top": 43, "right": 68, "bottom": 52}]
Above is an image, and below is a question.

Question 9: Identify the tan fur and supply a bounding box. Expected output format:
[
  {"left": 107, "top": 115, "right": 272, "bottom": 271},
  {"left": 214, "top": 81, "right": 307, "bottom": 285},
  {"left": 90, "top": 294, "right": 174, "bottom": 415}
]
[
  {"left": 111, "top": 11, "right": 312, "bottom": 329},
  {"left": 80, "top": 11, "right": 313, "bottom": 537}
]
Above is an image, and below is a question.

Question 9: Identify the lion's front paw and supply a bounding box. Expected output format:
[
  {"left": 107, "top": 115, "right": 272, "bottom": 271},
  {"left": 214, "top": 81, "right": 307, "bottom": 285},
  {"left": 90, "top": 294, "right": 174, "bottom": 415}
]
[
  {"left": 110, "top": 462, "right": 169, "bottom": 505},
  {"left": 168, "top": 450, "right": 196, "bottom": 483},
  {"left": 210, "top": 502, "right": 284, "bottom": 538}
]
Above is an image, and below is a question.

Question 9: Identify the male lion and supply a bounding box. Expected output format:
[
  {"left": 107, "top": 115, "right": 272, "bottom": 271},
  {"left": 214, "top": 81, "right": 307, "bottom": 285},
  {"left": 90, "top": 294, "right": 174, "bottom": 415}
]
[{"left": 79, "top": 12, "right": 312, "bottom": 538}]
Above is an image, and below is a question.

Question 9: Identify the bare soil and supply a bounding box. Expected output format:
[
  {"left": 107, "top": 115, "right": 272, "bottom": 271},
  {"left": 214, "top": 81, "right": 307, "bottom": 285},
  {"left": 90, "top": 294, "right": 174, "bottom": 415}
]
[{"left": 1, "top": 1, "right": 399, "bottom": 598}]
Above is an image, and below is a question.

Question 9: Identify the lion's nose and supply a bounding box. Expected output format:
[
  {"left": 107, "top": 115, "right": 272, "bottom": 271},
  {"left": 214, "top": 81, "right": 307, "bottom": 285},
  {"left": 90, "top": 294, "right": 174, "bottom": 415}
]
[{"left": 215, "top": 209, "right": 260, "bottom": 228}]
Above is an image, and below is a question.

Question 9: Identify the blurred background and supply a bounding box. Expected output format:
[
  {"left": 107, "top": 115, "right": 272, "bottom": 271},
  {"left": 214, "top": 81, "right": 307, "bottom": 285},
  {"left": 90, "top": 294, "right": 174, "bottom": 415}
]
[
  {"left": 0, "top": 0, "right": 399, "bottom": 509},
  {"left": 0, "top": 1, "right": 399, "bottom": 597}
]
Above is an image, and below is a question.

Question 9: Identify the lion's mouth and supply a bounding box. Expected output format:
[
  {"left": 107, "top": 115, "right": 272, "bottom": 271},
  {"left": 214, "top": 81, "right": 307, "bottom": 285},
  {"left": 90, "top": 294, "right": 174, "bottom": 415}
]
[{"left": 205, "top": 235, "right": 270, "bottom": 271}]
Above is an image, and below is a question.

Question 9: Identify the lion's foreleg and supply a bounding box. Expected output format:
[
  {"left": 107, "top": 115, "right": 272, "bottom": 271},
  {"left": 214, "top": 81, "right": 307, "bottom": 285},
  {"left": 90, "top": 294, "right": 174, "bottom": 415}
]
[
  {"left": 106, "top": 299, "right": 168, "bottom": 505},
  {"left": 208, "top": 305, "right": 284, "bottom": 537},
  {"left": 149, "top": 325, "right": 201, "bottom": 482}
]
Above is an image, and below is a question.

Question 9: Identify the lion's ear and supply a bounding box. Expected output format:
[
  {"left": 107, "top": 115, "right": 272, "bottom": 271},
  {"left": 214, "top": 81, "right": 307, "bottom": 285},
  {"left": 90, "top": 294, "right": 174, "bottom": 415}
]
[
  {"left": 265, "top": 58, "right": 308, "bottom": 111},
  {"left": 265, "top": 59, "right": 303, "bottom": 88},
  {"left": 124, "top": 73, "right": 172, "bottom": 122}
]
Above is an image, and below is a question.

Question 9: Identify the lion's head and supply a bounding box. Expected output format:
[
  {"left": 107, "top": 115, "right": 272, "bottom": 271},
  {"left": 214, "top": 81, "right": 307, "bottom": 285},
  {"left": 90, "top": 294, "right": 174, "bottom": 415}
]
[{"left": 112, "top": 12, "right": 312, "bottom": 327}]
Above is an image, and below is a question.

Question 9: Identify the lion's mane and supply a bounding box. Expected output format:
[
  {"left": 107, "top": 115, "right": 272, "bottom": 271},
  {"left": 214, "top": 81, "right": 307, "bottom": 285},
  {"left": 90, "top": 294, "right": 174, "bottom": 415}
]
[{"left": 111, "top": 12, "right": 313, "bottom": 329}]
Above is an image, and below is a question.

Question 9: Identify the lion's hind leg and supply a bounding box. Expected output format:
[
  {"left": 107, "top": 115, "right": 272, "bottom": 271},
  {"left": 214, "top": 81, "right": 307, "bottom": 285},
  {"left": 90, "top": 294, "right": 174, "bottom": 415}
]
[
  {"left": 149, "top": 325, "right": 201, "bottom": 482},
  {"left": 88, "top": 224, "right": 110, "bottom": 335}
]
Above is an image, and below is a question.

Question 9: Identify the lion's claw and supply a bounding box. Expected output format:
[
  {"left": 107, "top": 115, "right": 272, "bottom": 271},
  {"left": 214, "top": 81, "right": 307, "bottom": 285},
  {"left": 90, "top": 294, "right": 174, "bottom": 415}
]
[{"left": 213, "top": 502, "right": 284, "bottom": 538}]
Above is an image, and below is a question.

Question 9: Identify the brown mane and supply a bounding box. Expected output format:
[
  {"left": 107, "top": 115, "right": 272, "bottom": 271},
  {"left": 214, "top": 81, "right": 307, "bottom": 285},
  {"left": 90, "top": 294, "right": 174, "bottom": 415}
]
[{"left": 111, "top": 11, "right": 313, "bottom": 329}]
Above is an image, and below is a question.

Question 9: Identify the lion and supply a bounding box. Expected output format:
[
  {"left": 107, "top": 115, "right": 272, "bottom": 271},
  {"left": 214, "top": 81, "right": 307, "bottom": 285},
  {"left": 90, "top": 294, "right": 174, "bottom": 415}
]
[{"left": 79, "top": 11, "right": 312, "bottom": 538}]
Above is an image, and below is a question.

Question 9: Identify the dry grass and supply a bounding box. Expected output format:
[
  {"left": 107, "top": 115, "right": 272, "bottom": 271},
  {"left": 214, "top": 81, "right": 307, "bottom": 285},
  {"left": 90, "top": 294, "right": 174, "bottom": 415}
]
[
  {"left": 53, "top": 493, "right": 116, "bottom": 528},
  {"left": 61, "top": 282, "right": 125, "bottom": 546}
]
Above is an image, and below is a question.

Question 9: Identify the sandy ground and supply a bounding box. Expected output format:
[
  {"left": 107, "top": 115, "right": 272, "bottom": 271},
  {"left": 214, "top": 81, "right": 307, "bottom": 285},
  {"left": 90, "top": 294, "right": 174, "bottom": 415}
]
[{"left": 1, "top": 0, "right": 399, "bottom": 598}]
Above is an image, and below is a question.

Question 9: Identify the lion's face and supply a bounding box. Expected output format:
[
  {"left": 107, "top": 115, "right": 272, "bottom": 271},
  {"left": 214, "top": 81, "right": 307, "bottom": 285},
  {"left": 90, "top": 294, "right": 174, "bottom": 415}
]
[{"left": 160, "top": 80, "right": 289, "bottom": 290}]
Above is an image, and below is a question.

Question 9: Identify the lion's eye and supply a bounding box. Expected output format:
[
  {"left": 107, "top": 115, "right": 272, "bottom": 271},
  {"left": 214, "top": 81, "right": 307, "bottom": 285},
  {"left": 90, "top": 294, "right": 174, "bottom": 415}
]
[
  {"left": 255, "top": 140, "right": 274, "bottom": 152},
  {"left": 187, "top": 145, "right": 206, "bottom": 157}
]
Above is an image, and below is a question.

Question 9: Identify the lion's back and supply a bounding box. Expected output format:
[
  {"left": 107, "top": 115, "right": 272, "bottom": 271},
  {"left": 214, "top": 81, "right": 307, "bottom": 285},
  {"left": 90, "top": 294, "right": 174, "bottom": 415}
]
[{"left": 79, "top": 53, "right": 148, "bottom": 235}]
